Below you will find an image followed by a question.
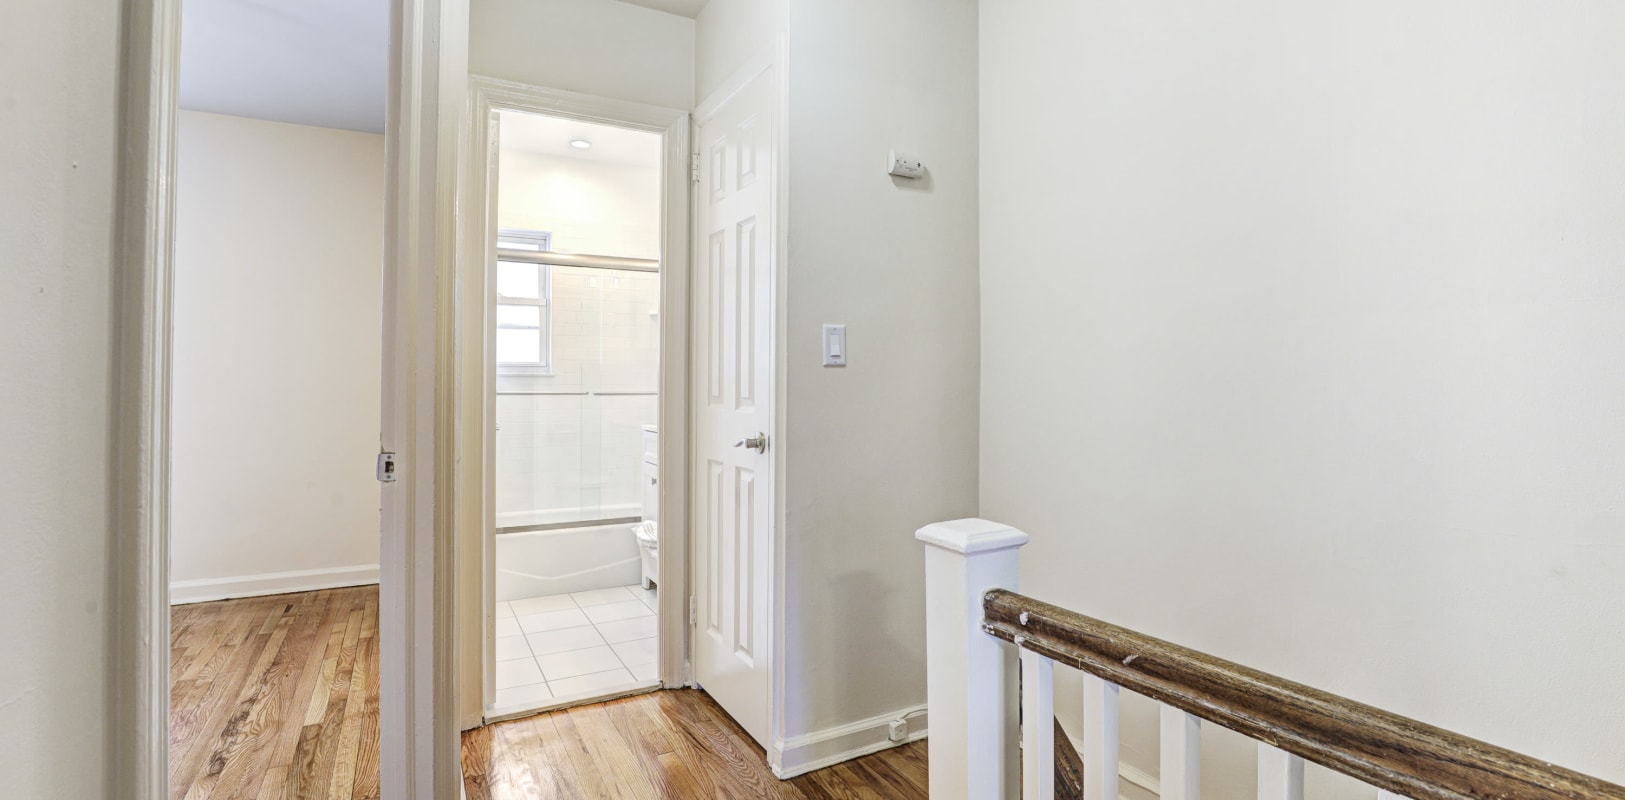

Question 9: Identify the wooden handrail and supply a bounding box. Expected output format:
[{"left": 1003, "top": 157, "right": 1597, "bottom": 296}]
[{"left": 983, "top": 589, "right": 1625, "bottom": 800}]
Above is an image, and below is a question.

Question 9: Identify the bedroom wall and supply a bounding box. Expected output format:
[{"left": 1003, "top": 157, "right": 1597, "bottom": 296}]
[{"left": 169, "top": 110, "right": 384, "bottom": 602}]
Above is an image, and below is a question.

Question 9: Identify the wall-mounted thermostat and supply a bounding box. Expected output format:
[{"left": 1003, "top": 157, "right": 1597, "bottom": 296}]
[{"left": 888, "top": 151, "right": 925, "bottom": 179}]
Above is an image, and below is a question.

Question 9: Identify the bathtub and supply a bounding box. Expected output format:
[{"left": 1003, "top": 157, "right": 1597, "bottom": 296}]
[{"left": 495, "top": 522, "right": 642, "bottom": 601}]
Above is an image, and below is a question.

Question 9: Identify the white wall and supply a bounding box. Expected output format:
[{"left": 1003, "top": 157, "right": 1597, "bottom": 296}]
[
  {"left": 497, "top": 149, "right": 661, "bottom": 258},
  {"left": 694, "top": 0, "right": 783, "bottom": 102},
  {"left": 778, "top": 0, "right": 981, "bottom": 744},
  {"left": 170, "top": 110, "right": 384, "bottom": 600},
  {"left": 0, "top": 0, "right": 119, "bottom": 794},
  {"left": 471, "top": 0, "right": 695, "bottom": 110},
  {"left": 979, "top": 1, "right": 1625, "bottom": 794}
]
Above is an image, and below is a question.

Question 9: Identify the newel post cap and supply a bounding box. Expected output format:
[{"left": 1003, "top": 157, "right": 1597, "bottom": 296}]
[{"left": 916, "top": 518, "right": 1029, "bottom": 555}]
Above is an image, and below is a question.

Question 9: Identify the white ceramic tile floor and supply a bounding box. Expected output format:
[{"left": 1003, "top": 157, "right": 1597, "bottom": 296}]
[
  {"left": 584, "top": 600, "right": 654, "bottom": 624},
  {"left": 492, "top": 584, "right": 658, "bottom": 711},
  {"left": 495, "top": 635, "right": 532, "bottom": 662},
  {"left": 511, "top": 594, "right": 578, "bottom": 616},
  {"left": 547, "top": 668, "right": 637, "bottom": 698},
  {"left": 517, "top": 607, "right": 590, "bottom": 633},
  {"left": 525, "top": 625, "right": 605, "bottom": 655},
  {"left": 595, "top": 616, "right": 658, "bottom": 644}
]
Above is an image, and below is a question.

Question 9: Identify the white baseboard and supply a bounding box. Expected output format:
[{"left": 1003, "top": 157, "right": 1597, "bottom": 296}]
[
  {"left": 1057, "top": 724, "right": 1160, "bottom": 799},
  {"left": 1119, "top": 759, "right": 1160, "bottom": 798},
  {"left": 169, "top": 564, "right": 380, "bottom": 605},
  {"left": 770, "top": 705, "right": 929, "bottom": 779}
]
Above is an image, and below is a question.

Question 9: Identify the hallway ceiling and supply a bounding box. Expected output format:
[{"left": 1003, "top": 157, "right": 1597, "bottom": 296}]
[
  {"left": 180, "top": 0, "right": 388, "bottom": 134},
  {"left": 617, "top": 0, "right": 712, "bottom": 18}
]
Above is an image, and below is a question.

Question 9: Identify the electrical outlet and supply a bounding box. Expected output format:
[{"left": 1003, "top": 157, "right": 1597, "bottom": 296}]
[{"left": 887, "top": 719, "right": 907, "bottom": 742}]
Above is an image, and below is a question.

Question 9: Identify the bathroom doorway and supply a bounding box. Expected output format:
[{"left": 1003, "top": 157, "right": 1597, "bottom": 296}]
[{"left": 461, "top": 86, "right": 691, "bottom": 722}]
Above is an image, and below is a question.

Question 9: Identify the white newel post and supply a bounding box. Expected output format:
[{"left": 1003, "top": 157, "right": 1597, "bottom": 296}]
[{"left": 918, "top": 518, "right": 1030, "bottom": 800}]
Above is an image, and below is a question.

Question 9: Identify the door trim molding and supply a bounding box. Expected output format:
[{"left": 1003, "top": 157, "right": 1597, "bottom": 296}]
[
  {"left": 111, "top": 0, "right": 182, "bottom": 794},
  {"left": 457, "top": 76, "right": 693, "bottom": 726},
  {"left": 378, "top": 0, "right": 468, "bottom": 795}
]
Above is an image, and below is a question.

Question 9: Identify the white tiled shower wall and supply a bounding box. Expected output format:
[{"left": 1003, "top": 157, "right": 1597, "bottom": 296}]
[
  {"left": 494, "top": 268, "right": 660, "bottom": 527},
  {"left": 494, "top": 120, "right": 663, "bottom": 529}
]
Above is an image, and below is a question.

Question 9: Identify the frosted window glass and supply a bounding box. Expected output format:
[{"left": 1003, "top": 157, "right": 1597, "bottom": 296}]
[
  {"left": 497, "top": 261, "right": 541, "bottom": 299},
  {"left": 497, "top": 329, "right": 541, "bottom": 364},
  {"left": 497, "top": 304, "right": 540, "bottom": 329}
]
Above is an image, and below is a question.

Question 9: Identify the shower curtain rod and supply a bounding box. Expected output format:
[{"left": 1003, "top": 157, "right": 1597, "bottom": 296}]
[{"left": 496, "top": 248, "right": 660, "bottom": 273}]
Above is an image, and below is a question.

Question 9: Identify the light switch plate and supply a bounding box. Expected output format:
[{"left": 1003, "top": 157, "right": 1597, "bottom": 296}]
[{"left": 822, "top": 324, "right": 846, "bottom": 367}]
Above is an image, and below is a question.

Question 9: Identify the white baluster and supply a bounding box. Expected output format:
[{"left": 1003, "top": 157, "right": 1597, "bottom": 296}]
[
  {"left": 1258, "top": 744, "right": 1305, "bottom": 800},
  {"left": 1160, "top": 706, "right": 1201, "bottom": 800},
  {"left": 1082, "top": 674, "right": 1120, "bottom": 800},
  {"left": 1021, "top": 649, "right": 1055, "bottom": 800},
  {"left": 1377, "top": 791, "right": 1409, "bottom": 800},
  {"left": 918, "top": 519, "right": 1030, "bottom": 800}
]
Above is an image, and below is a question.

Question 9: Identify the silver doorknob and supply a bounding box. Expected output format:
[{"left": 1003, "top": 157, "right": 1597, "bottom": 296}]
[{"left": 733, "top": 433, "right": 768, "bottom": 454}]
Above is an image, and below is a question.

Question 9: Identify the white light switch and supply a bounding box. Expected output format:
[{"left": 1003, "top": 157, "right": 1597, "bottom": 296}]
[{"left": 822, "top": 324, "right": 846, "bottom": 367}]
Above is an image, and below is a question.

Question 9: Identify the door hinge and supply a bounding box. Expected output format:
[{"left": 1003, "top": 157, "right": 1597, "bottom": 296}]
[
  {"left": 376, "top": 452, "right": 398, "bottom": 482},
  {"left": 689, "top": 596, "right": 697, "bottom": 626},
  {"left": 691, "top": 151, "right": 701, "bottom": 184}
]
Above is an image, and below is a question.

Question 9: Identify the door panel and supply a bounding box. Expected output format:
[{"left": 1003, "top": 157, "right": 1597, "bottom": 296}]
[{"left": 692, "top": 66, "right": 775, "bottom": 748}]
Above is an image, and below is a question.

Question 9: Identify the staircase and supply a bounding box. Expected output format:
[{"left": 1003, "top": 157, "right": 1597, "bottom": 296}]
[{"left": 920, "top": 518, "right": 1625, "bottom": 800}]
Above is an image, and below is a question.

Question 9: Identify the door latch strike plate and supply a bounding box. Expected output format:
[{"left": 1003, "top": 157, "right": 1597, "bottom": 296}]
[{"left": 377, "top": 452, "right": 398, "bottom": 483}]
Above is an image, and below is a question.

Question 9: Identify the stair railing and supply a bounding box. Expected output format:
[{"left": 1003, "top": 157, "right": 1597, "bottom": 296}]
[{"left": 918, "top": 518, "right": 1625, "bottom": 800}]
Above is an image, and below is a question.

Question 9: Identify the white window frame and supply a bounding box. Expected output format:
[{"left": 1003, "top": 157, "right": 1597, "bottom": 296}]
[{"left": 494, "top": 228, "right": 553, "bottom": 374}]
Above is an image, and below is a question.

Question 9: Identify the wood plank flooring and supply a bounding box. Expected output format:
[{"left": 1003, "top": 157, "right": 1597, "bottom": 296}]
[
  {"left": 462, "top": 689, "right": 930, "bottom": 799},
  {"left": 170, "top": 586, "right": 379, "bottom": 800},
  {"left": 176, "top": 586, "right": 929, "bottom": 799}
]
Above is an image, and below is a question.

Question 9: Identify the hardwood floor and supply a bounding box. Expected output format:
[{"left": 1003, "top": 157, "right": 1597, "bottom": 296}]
[
  {"left": 462, "top": 689, "right": 929, "bottom": 799},
  {"left": 170, "top": 586, "right": 379, "bottom": 800},
  {"left": 175, "top": 586, "right": 928, "bottom": 799}
]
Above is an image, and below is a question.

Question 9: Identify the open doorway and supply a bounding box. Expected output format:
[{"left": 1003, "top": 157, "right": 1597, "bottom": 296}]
[
  {"left": 457, "top": 82, "right": 692, "bottom": 726},
  {"left": 488, "top": 111, "right": 665, "bottom": 713},
  {"left": 164, "top": 0, "right": 386, "bottom": 795}
]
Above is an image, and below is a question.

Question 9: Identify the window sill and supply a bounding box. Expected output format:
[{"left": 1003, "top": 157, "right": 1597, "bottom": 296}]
[{"left": 497, "top": 366, "right": 555, "bottom": 377}]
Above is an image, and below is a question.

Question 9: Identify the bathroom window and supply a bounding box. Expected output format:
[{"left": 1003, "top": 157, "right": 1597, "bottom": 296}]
[{"left": 495, "top": 229, "right": 552, "bottom": 373}]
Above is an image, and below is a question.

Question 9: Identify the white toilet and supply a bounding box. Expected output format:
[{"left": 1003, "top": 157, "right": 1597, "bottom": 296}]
[{"left": 637, "top": 425, "right": 659, "bottom": 589}]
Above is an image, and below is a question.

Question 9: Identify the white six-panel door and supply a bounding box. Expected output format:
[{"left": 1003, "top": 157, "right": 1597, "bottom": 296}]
[{"left": 692, "top": 64, "right": 776, "bottom": 748}]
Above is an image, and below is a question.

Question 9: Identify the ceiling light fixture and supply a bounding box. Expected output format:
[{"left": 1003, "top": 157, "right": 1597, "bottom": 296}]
[{"left": 570, "top": 139, "right": 592, "bottom": 149}]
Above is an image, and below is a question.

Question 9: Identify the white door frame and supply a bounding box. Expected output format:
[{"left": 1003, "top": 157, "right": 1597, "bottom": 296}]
[
  {"left": 454, "top": 77, "right": 693, "bottom": 726},
  {"left": 691, "top": 40, "right": 793, "bottom": 775},
  {"left": 110, "top": 0, "right": 468, "bottom": 796}
]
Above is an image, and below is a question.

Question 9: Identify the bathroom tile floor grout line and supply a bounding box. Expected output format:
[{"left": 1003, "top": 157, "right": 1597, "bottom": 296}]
[{"left": 493, "top": 583, "right": 659, "bottom": 709}]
